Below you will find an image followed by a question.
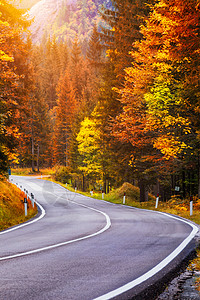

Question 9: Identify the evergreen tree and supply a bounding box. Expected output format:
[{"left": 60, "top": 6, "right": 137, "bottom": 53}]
[
  {"left": 53, "top": 69, "right": 77, "bottom": 166},
  {"left": 114, "top": 0, "right": 200, "bottom": 199},
  {"left": 15, "top": 37, "right": 52, "bottom": 171},
  {"left": 100, "top": 0, "right": 154, "bottom": 82},
  {"left": 0, "top": 0, "right": 30, "bottom": 172},
  {"left": 86, "top": 24, "right": 104, "bottom": 70}
]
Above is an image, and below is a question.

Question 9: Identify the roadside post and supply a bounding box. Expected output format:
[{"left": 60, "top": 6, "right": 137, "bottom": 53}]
[
  {"left": 75, "top": 186, "right": 77, "bottom": 192},
  {"left": 31, "top": 193, "right": 35, "bottom": 208},
  {"left": 8, "top": 169, "right": 11, "bottom": 180},
  {"left": 155, "top": 193, "right": 159, "bottom": 208},
  {"left": 123, "top": 192, "right": 126, "bottom": 204},
  {"left": 90, "top": 189, "right": 93, "bottom": 196},
  {"left": 24, "top": 197, "right": 28, "bottom": 216},
  {"left": 190, "top": 196, "right": 193, "bottom": 216},
  {"left": 102, "top": 190, "right": 104, "bottom": 200}
]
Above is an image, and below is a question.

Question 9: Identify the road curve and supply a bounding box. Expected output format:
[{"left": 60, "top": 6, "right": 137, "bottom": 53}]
[{"left": 0, "top": 176, "right": 198, "bottom": 300}]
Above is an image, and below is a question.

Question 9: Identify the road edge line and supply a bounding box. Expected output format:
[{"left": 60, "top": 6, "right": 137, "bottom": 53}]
[
  {"left": 0, "top": 200, "right": 111, "bottom": 261},
  {"left": 94, "top": 211, "right": 199, "bottom": 300},
  {"left": 0, "top": 201, "right": 46, "bottom": 236}
]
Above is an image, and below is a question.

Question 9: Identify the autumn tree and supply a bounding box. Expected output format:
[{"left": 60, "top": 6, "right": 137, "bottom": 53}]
[
  {"left": 76, "top": 57, "right": 132, "bottom": 192},
  {"left": 14, "top": 38, "right": 70, "bottom": 170},
  {"left": 51, "top": 33, "right": 103, "bottom": 179},
  {"left": 114, "top": 0, "right": 200, "bottom": 199},
  {"left": 86, "top": 24, "right": 104, "bottom": 71},
  {"left": 53, "top": 69, "right": 77, "bottom": 166},
  {"left": 90, "top": 0, "right": 156, "bottom": 195},
  {"left": 100, "top": 0, "right": 155, "bottom": 82},
  {"left": 40, "top": 38, "right": 68, "bottom": 109},
  {"left": 77, "top": 116, "right": 102, "bottom": 185},
  {"left": 0, "top": 0, "right": 31, "bottom": 172},
  {"left": 139, "top": 0, "right": 200, "bottom": 196},
  {"left": 77, "top": 105, "right": 117, "bottom": 193}
]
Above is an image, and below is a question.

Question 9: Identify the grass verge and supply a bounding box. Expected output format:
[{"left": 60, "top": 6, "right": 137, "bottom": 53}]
[{"left": 0, "top": 177, "right": 38, "bottom": 231}]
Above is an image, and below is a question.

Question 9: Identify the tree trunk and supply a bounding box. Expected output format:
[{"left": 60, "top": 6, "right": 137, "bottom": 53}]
[
  {"left": 156, "top": 178, "right": 160, "bottom": 196},
  {"left": 171, "top": 174, "right": 175, "bottom": 195},
  {"left": 198, "top": 152, "right": 200, "bottom": 198},
  {"left": 187, "top": 171, "right": 191, "bottom": 195},
  {"left": 191, "top": 171, "right": 195, "bottom": 196},
  {"left": 36, "top": 143, "right": 40, "bottom": 172},
  {"left": 139, "top": 179, "right": 148, "bottom": 202},
  {"left": 104, "top": 179, "right": 106, "bottom": 194},
  {"left": 65, "top": 134, "right": 68, "bottom": 167},
  {"left": 182, "top": 170, "right": 186, "bottom": 198},
  {"left": 31, "top": 135, "right": 35, "bottom": 172},
  {"left": 102, "top": 173, "right": 106, "bottom": 194},
  {"left": 107, "top": 179, "right": 110, "bottom": 194},
  {"left": 82, "top": 174, "right": 85, "bottom": 192}
]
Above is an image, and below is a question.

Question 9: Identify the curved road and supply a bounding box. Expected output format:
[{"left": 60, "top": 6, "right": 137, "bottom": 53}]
[{"left": 0, "top": 176, "right": 198, "bottom": 300}]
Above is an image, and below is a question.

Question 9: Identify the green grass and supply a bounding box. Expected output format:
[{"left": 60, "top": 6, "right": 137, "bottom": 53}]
[{"left": 0, "top": 177, "right": 38, "bottom": 231}]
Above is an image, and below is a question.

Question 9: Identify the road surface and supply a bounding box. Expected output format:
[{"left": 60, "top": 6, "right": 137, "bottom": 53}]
[{"left": 0, "top": 176, "right": 198, "bottom": 300}]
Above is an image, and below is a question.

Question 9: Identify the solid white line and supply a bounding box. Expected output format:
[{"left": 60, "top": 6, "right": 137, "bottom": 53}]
[
  {"left": 0, "top": 200, "right": 111, "bottom": 261},
  {"left": 0, "top": 201, "right": 46, "bottom": 235},
  {"left": 2, "top": 179, "right": 198, "bottom": 299},
  {"left": 94, "top": 211, "right": 199, "bottom": 300}
]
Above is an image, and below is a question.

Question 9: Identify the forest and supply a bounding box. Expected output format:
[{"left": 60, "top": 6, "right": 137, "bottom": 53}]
[{"left": 0, "top": 0, "right": 200, "bottom": 202}]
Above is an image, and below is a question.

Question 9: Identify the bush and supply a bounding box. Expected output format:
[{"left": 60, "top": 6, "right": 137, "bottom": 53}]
[
  {"left": 115, "top": 182, "right": 140, "bottom": 200},
  {"left": 112, "top": 182, "right": 156, "bottom": 202},
  {"left": 53, "top": 166, "right": 71, "bottom": 184}
]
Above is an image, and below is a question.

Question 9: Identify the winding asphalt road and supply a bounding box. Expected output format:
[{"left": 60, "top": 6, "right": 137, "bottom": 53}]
[{"left": 0, "top": 176, "right": 198, "bottom": 300}]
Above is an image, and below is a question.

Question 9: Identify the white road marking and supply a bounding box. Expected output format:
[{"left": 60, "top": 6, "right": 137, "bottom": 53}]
[
  {"left": 94, "top": 212, "right": 199, "bottom": 300},
  {"left": 1, "top": 179, "right": 199, "bottom": 299},
  {"left": 0, "top": 199, "right": 111, "bottom": 261}
]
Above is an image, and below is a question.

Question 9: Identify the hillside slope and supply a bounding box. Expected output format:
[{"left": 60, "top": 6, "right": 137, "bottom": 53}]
[
  {"left": 28, "top": 0, "right": 63, "bottom": 42},
  {"left": 27, "top": 0, "right": 111, "bottom": 44},
  {"left": 0, "top": 178, "right": 37, "bottom": 231},
  {"left": 18, "top": 0, "right": 40, "bottom": 9}
]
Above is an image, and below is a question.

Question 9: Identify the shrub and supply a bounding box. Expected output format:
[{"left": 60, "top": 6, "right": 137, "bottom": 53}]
[
  {"left": 113, "top": 182, "right": 156, "bottom": 202},
  {"left": 53, "top": 166, "right": 71, "bottom": 184},
  {"left": 115, "top": 182, "right": 140, "bottom": 200}
]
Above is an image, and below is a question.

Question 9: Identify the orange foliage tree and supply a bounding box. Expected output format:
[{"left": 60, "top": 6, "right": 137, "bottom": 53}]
[
  {"left": 53, "top": 69, "right": 77, "bottom": 166},
  {"left": 114, "top": 0, "right": 200, "bottom": 199},
  {"left": 0, "top": 0, "right": 30, "bottom": 172}
]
